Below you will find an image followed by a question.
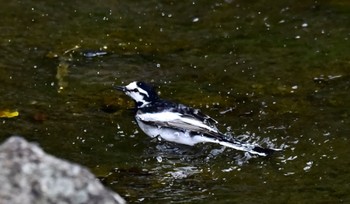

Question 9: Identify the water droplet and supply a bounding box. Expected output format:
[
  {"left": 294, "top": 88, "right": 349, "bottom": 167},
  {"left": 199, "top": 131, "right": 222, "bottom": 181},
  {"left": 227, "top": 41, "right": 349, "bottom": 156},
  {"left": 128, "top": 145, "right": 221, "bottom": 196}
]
[
  {"left": 156, "top": 156, "right": 162, "bottom": 162},
  {"left": 303, "top": 161, "right": 313, "bottom": 171}
]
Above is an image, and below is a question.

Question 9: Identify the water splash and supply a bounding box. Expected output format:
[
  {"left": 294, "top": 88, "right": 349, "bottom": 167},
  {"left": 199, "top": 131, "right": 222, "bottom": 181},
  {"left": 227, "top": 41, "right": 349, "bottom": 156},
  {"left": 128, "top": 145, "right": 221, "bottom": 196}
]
[
  {"left": 167, "top": 166, "right": 201, "bottom": 179},
  {"left": 303, "top": 161, "right": 313, "bottom": 172}
]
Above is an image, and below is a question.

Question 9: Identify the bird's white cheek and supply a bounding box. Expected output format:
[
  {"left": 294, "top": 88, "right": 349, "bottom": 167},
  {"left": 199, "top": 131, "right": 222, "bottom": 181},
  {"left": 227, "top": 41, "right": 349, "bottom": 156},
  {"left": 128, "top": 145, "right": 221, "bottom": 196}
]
[{"left": 127, "top": 92, "right": 143, "bottom": 101}]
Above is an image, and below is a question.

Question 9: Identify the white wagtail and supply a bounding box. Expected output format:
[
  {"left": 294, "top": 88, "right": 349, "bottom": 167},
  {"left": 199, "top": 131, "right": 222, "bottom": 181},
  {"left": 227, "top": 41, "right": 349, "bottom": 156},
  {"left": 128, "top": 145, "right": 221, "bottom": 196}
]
[{"left": 116, "top": 81, "right": 279, "bottom": 156}]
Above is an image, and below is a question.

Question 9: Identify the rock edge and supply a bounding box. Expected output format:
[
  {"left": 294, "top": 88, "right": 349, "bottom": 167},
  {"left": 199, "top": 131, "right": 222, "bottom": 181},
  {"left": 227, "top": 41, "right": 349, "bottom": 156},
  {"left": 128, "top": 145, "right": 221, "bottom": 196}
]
[{"left": 0, "top": 136, "right": 125, "bottom": 204}]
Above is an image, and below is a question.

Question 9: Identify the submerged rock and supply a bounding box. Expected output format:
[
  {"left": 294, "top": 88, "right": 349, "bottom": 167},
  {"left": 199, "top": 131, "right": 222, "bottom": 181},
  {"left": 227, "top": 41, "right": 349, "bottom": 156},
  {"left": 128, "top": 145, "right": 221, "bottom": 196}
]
[{"left": 0, "top": 136, "right": 125, "bottom": 204}]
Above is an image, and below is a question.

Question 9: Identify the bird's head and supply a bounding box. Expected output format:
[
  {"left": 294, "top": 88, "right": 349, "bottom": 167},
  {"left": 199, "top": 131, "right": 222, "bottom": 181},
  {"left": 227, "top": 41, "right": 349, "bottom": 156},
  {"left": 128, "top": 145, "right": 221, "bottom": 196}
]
[{"left": 116, "top": 81, "right": 159, "bottom": 108}]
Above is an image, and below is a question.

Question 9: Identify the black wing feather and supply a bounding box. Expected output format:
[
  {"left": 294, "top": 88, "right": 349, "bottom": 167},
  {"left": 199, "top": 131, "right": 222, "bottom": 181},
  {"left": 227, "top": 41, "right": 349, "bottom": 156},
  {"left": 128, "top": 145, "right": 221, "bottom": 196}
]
[{"left": 139, "top": 100, "right": 223, "bottom": 139}]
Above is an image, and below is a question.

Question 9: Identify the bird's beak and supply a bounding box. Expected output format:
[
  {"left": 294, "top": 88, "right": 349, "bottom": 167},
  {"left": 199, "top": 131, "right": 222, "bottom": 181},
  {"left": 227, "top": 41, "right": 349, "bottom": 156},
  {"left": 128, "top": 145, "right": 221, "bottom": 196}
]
[{"left": 115, "top": 86, "right": 126, "bottom": 92}]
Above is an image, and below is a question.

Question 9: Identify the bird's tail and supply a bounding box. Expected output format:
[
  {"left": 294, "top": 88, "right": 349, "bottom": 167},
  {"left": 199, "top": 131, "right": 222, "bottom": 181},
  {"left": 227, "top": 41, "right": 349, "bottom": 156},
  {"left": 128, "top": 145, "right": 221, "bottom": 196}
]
[{"left": 202, "top": 136, "right": 280, "bottom": 157}]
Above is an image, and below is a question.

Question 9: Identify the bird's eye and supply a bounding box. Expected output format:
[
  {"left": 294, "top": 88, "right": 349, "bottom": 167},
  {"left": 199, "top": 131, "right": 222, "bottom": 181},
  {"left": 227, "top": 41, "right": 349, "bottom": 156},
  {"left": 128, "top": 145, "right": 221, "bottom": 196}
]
[{"left": 133, "top": 88, "right": 138, "bottom": 92}]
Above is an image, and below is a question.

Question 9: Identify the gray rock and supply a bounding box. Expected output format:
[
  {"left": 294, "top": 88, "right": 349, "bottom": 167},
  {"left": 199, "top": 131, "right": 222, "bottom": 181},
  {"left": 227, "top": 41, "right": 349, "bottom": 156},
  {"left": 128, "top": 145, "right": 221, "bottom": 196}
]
[{"left": 0, "top": 136, "right": 125, "bottom": 204}]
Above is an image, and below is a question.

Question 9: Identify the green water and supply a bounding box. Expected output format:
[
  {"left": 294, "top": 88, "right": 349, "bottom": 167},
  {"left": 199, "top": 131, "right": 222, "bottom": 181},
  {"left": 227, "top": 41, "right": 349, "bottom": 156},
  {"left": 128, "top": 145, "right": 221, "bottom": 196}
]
[{"left": 1, "top": 0, "right": 349, "bottom": 203}]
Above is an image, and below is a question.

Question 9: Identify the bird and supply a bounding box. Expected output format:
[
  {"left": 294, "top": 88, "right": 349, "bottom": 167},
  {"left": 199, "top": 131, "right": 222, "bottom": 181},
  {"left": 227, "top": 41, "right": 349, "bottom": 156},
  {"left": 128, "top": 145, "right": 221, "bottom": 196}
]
[{"left": 116, "top": 81, "right": 279, "bottom": 156}]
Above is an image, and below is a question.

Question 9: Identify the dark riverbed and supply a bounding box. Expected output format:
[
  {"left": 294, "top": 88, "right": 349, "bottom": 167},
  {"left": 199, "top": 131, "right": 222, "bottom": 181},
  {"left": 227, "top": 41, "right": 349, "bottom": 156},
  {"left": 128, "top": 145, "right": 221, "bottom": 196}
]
[{"left": 1, "top": 0, "right": 349, "bottom": 203}]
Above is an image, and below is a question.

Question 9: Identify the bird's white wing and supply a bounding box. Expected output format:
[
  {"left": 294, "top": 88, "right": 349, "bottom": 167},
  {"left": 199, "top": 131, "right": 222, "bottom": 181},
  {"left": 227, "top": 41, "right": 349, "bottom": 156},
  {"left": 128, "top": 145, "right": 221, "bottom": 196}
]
[
  {"left": 176, "top": 104, "right": 218, "bottom": 127},
  {"left": 136, "top": 111, "right": 220, "bottom": 135}
]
